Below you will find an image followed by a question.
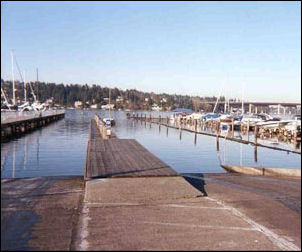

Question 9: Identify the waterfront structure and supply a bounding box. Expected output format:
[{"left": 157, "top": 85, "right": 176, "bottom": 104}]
[
  {"left": 101, "top": 104, "right": 114, "bottom": 110},
  {"left": 90, "top": 104, "right": 99, "bottom": 109},
  {"left": 1, "top": 110, "right": 65, "bottom": 141},
  {"left": 74, "top": 101, "right": 83, "bottom": 109}
]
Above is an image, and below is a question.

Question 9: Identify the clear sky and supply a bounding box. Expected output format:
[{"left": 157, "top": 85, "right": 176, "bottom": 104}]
[{"left": 1, "top": 1, "right": 301, "bottom": 102}]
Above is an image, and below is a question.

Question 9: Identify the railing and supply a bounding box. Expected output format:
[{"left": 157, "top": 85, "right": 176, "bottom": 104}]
[{"left": 1, "top": 109, "right": 65, "bottom": 123}]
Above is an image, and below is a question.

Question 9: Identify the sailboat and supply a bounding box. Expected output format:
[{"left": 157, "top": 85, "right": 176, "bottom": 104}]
[
  {"left": 18, "top": 68, "right": 47, "bottom": 112},
  {"left": 1, "top": 85, "right": 16, "bottom": 111},
  {"left": 102, "top": 87, "right": 115, "bottom": 126},
  {"left": 1, "top": 52, "right": 18, "bottom": 111}
]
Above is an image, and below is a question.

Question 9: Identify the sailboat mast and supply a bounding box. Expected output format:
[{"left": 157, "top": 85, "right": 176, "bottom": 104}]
[
  {"left": 28, "top": 80, "right": 37, "bottom": 102},
  {"left": 36, "top": 68, "right": 39, "bottom": 102},
  {"left": 241, "top": 86, "right": 244, "bottom": 115},
  {"left": 11, "top": 51, "right": 16, "bottom": 105},
  {"left": 109, "top": 88, "right": 111, "bottom": 118},
  {"left": 213, "top": 90, "right": 221, "bottom": 113},
  {"left": 1, "top": 86, "right": 11, "bottom": 110},
  {"left": 14, "top": 54, "right": 27, "bottom": 103},
  {"left": 24, "top": 70, "right": 27, "bottom": 102}
]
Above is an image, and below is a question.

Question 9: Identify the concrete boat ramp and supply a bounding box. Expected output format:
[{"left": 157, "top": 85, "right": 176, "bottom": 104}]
[{"left": 1, "top": 118, "right": 301, "bottom": 250}]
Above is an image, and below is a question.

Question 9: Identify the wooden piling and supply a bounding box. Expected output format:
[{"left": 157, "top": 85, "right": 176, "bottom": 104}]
[
  {"left": 231, "top": 118, "right": 234, "bottom": 138},
  {"left": 254, "top": 125, "right": 258, "bottom": 146}
]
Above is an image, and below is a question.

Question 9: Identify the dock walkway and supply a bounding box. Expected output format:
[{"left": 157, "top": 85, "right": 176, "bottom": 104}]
[
  {"left": 1, "top": 110, "right": 65, "bottom": 141},
  {"left": 1, "top": 116, "right": 300, "bottom": 251},
  {"left": 85, "top": 119, "right": 177, "bottom": 178}
]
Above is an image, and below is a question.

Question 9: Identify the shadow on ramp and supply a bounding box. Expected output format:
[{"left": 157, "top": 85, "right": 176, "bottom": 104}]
[{"left": 181, "top": 173, "right": 208, "bottom": 197}]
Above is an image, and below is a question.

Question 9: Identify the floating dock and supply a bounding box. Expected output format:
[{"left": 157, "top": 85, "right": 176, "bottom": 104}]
[
  {"left": 127, "top": 113, "right": 301, "bottom": 154},
  {"left": 85, "top": 117, "right": 177, "bottom": 178}
]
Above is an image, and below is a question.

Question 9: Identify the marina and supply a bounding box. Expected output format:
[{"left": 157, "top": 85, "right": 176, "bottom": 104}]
[
  {"left": 1, "top": 2, "right": 301, "bottom": 251},
  {"left": 127, "top": 112, "right": 301, "bottom": 154},
  {"left": 2, "top": 110, "right": 301, "bottom": 251},
  {"left": 1, "top": 110, "right": 301, "bottom": 179}
]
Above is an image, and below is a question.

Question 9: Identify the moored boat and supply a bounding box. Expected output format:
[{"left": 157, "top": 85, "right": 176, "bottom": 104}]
[{"left": 103, "top": 117, "right": 115, "bottom": 127}]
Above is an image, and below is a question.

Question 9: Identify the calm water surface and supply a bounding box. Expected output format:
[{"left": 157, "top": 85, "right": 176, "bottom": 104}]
[{"left": 1, "top": 110, "right": 301, "bottom": 178}]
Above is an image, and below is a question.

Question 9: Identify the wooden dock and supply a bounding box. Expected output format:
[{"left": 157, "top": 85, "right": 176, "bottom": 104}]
[
  {"left": 2, "top": 115, "right": 301, "bottom": 251},
  {"left": 85, "top": 118, "right": 178, "bottom": 179},
  {"left": 127, "top": 114, "right": 301, "bottom": 154},
  {"left": 1, "top": 110, "right": 65, "bottom": 141}
]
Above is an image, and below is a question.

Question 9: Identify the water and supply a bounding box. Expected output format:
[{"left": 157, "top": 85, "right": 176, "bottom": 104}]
[{"left": 1, "top": 110, "right": 301, "bottom": 178}]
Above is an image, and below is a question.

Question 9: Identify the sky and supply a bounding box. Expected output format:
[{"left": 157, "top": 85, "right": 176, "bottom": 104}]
[{"left": 1, "top": 1, "right": 301, "bottom": 102}]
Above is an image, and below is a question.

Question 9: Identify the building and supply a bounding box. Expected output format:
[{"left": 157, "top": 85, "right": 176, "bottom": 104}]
[
  {"left": 161, "top": 98, "right": 167, "bottom": 103},
  {"left": 101, "top": 104, "right": 115, "bottom": 110},
  {"left": 151, "top": 104, "right": 162, "bottom": 111},
  {"left": 90, "top": 104, "right": 99, "bottom": 109},
  {"left": 74, "top": 101, "right": 83, "bottom": 109},
  {"left": 116, "top": 96, "right": 124, "bottom": 102}
]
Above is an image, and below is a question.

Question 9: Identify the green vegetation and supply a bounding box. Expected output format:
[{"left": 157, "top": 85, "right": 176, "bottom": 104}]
[{"left": 1, "top": 80, "right": 228, "bottom": 111}]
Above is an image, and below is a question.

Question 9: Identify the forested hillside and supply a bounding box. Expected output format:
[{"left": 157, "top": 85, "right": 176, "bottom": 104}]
[{"left": 1, "top": 80, "right": 229, "bottom": 111}]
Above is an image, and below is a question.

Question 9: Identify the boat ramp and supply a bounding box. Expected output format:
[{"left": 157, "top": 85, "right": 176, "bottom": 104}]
[{"left": 1, "top": 115, "right": 301, "bottom": 251}]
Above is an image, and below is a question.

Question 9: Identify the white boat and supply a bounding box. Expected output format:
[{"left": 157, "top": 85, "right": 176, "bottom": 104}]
[
  {"left": 18, "top": 101, "right": 47, "bottom": 112},
  {"left": 241, "top": 113, "right": 274, "bottom": 126},
  {"left": 102, "top": 88, "right": 115, "bottom": 126},
  {"left": 169, "top": 111, "right": 191, "bottom": 122},
  {"left": 202, "top": 113, "right": 221, "bottom": 121},
  {"left": 256, "top": 120, "right": 286, "bottom": 128},
  {"left": 103, "top": 117, "right": 115, "bottom": 126},
  {"left": 283, "top": 115, "right": 301, "bottom": 132},
  {"left": 185, "top": 112, "right": 204, "bottom": 120},
  {"left": 18, "top": 102, "right": 32, "bottom": 111},
  {"left": 284, "top": 120, "right": 301, "bottom": 132},
  {"left": 169, "top": 113, "right": 182, "bottom": 123}
]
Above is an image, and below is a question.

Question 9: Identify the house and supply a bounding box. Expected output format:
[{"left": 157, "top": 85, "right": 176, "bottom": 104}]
[
  {"left": 116, "top": 96, "right": 124, "bottom": 102},
  {"left": 101, "top": 104, "right": 115, "bottom": 110},
  {"left": 161, "top": 98, "right": 167, "bottom": 103},
  {"left": 74, "top": 101, "right": 83, "bottom": 109},
  {"left": 151, "top": 104, "right": 162, "bottom": 111},
  {"left": 90, "top": 104, "right": 99, "bottom": 109}
]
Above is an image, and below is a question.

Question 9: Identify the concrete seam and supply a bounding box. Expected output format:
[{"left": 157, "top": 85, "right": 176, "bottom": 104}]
[{"left": 205, "top": 197, "right": 300, "bottom": 251}]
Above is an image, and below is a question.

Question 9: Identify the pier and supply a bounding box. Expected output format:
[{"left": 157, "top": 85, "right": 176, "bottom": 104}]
[
  {"left": 1, "top": 115, "right": 301, "bottom": 251},
  {"left": 127, "top": 113, "right": 301, "bottom": 154},
  {"left": 1, "top": 110, "right": 65, "bottom": 141},
  {"left": 78, "top": 115, "right": 301, "bottom": 250},
  {"left": 85, "top": 115, "right": 177, "bottom": 178}
]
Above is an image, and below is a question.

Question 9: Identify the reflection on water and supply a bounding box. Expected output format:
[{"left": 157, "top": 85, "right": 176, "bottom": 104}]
[
  {"left": 1, "top": 110, "right": 91, "bottom": 178},
  {"left": 1, "top": 110, "right": 301, "bottom": 179}
]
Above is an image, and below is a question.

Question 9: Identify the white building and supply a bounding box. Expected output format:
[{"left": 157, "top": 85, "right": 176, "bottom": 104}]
[
  {"left": 74, "top": 101, "right": 83, "bottom": 108},
  {"left": 101, "top": 104, "right": 115, "bottom": 110},
  {"left": 116, "top": 96, "right": 124, "bottom": 102},
  {"left": 90, "top": 104, "right": 99, "bottom": 109},
  {"left": 151, "top": 104, "right": 162, "bottom": 111},
  {"left": 161, "top": 98, "right": 167, "bottom": 103}
]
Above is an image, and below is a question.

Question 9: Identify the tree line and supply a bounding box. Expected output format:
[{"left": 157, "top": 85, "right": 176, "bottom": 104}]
[{"left": 1, "top": 80, "right": 235, "bottom": 111}]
